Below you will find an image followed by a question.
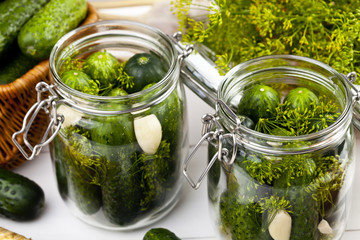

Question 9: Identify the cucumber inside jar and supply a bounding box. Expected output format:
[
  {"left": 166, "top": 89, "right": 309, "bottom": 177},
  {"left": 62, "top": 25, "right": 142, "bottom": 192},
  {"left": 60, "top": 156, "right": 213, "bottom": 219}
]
[
  {"left": 212, "top": 81, "right": 349, "bottom": 240},
  {"left": 53, "top": 49, "right": 183, "bottom": 226},
  {"left": 59, "top": 50, "right": 166, "bottom": 96},
  {"left": 236, "top": 83, "right": 341, "bottom": 136}
]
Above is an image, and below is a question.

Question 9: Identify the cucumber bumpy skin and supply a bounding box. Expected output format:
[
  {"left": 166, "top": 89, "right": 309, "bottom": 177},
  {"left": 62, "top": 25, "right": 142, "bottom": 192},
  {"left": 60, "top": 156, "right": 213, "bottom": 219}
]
[
  {"left": 0, "top": 168, "right": 45, "bottom": 221},
  {"left": 0, "top": 47, "right": 37, "bottom": 84},
  {"left": 84, "top": 51, "right": 121, "bottom": 88},
  {"left": 237, "top": 84, "right": 280, "bottom": 123},
  {"left": 284, "top": 87, "right": 319, "bottom": 114},
  {"left": 17, "top": 0, "right": 87, "bottom": 60},
  {"left": 124, "top": 53, "right": 167, "bottom": 94},
  {"left": 90, "top": 115, "right": 142, "bottom": 225},
  {"left": 61, "top": 70, "right": 99, "bottom": 95},
  {"left": 0, "top": 0, "right": 49, "bottom": 58},
  {"left": 62, "top": 133, "right": 103, "bottom": 215}
]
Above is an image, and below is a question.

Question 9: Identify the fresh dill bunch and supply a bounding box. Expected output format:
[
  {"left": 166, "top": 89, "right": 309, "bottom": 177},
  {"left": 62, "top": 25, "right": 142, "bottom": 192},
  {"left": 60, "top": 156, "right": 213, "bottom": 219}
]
[{"left": 173, "top": 0, "right": 360, "bottom": 80}]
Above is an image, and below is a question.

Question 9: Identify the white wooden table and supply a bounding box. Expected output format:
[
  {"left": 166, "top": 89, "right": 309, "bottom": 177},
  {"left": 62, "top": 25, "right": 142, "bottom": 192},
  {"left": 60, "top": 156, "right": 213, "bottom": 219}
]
[{"left": 2, "top": 86, "right": 360, "bottom": 240}]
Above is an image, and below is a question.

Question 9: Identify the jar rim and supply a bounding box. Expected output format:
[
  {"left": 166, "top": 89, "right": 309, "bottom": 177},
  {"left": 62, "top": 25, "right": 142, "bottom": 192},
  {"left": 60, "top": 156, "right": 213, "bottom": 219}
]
[
  {"left": 49, "top": 20, "right": 179, "bottom": 110},
  {"left": 218, "top": 54, "right": 353, "bottom": 147}
]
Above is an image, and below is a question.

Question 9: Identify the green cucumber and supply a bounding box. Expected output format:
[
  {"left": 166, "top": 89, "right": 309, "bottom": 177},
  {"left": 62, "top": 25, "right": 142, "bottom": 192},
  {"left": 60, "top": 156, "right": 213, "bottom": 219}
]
[
  {"left": 84, "top": 51, "right": 121, "bottom": 88},
  {"left": 50, "top": 137, "right": 68, "bottom": 199},
  {"left": 269, "top": 127, "right": 292, "bottom": 136},
  {"left": 90, "top": 114, "right": 142, "bottom": 225},
  {"left": 207, "top": 144, "right": 221, "bottom": 202},
  {"left": 66, "top": 159, "right": 103, "bottom": 215},
  {"left": 150, "top": 90, "right": 182, "bottom": 150},
  {"left": 63, "top": 132, "right": 103, "bottom": 215},
  {"left": 138, "top": 140, "right": 171, "bottom": 211},
  {"left": 237, "top": 115, "right": 255, "bottom": 129},
  {"left": 147, "top": 90, "right": 183, "bottom": 190},
  {"left": 17, "top": 0, "right": 87, "bottom": 60},
  {"left": 101, "top": 158, "right": 142, "bottom": 225},
  {"left": 219, "top": 191, "right": 270, "bottom": 239},
  {"left": 284, "top": 87, "right": 319, "bottom": 114},
  {"left": 311, "top": 113, "right": 339, "bottom": 132},
  {"left": 0, "top": 168, "right": 45, "bottom": 221},
  {"left": 143, "top": 228, "right": 181, "bottom": 240},
  {"left": 273, "top": 156, "right": 318, "bottom": 240},
  {"left": 106, "top": 87, "right": 128, "bottom": 96},
  {"left": 0, "top": 47, "right": 37, "bottom": 85},
  {"left": 61, "top": 70, "right": 99, "bottom": 95},
  {"left": 237, "top": 84, "right": 280, "bottom": 123},
  {"left": 124, "top": 52, "right": 167, "bottom": 93},
  {"left": 90, "top": 115, "right": 136, "bottom": 159},
  {"left": 0, "top": 0, "right": 49, "bottom": 58},
  {"left": 142, "top": 83, "right": 156, "bottom": 91}
]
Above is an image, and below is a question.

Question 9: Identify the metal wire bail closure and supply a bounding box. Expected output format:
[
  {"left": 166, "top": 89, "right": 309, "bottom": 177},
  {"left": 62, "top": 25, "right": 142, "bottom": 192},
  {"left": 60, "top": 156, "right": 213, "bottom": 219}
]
[
  {"left": 12, "top": 82, "right": 63, "bottom": 160},
  {"left": 343, "top": 72, "right": 359, "bottom": 100},
  {"left": 342, "top": 72, "right": 360, "bottom": 123},
  {"left": 183, "top": 99, "right": 242, "bottom": 190},
  {"left": 172, "top": 31, "right": 194, "bottom": 63}
]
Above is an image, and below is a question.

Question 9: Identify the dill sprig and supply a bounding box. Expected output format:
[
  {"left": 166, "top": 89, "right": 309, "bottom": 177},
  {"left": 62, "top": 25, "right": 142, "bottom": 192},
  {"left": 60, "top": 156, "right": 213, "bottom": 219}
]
[
  {"left": 243, "top": 156, "right": 283, "bottom": 185},
  {"left": 60, "top": 57, "right": 86, "bottom": 75},
  {"left": 64, "top": 127, "right": 108, "bottom": 186},
  {"left": 173, "top": 0, "right": 360, "bottom": 80},
  {"left": 116, "top": 61, "right": 134, "bottom": 90},
  {"left": 306, "top": 155, "right": 345, "bottom": 217},
  {"left": 259, "top": 195, "right": 292, "bottom": 230},
  {"left": 254, "top": 96, "right": 340, "bottom": 136}
]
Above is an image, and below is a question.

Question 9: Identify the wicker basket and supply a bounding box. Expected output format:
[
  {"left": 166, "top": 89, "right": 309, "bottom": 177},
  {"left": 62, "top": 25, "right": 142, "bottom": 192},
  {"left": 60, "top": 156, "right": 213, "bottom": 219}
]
[{"left": 0, "top": 3, "right": 98, "bottom": 169}]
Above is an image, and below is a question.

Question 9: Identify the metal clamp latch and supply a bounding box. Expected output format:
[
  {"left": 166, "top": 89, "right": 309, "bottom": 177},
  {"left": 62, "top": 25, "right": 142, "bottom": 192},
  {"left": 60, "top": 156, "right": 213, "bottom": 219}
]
[
  {"left": 343, "top": 72, "right": 358, "bottom": 100},
  {"left": 172, "top": 32, "right": 194, "bottom": 63},
  {"left": 183, "top": 99, "right": 243, "bottom": 189},
  {"left": 12, "top": 82, "right": 64, "bottom": 160}
]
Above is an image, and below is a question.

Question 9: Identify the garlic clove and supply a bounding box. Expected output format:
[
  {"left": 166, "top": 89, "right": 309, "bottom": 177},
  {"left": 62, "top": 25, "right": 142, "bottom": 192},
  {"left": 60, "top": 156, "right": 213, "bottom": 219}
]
[
  {"left": 57, "top": 105, "right": 84, "bottom": 128},
  {"left": 318, "top": 219, "right": 333, "bottom": 235},
  {"left": 134, "top": 114, "right": 162, "bottom": 155},
  {"left": 268, "top": 209, "right": 292, "bottom": 240}
]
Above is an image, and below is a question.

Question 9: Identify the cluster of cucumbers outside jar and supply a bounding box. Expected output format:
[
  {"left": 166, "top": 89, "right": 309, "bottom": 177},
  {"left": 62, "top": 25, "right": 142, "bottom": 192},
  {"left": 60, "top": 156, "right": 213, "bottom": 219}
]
[
  {"left": 45, "top": 21, "right": 189, "bottom": 230},
  {"left": 184, "top": 55, "right": 357, "bottom": 240}
]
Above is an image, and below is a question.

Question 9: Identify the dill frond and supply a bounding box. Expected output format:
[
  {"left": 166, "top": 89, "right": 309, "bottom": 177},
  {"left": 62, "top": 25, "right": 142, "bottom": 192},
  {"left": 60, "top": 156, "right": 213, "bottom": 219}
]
[{"left": 173, "top": 0, "right": 360, "bottom": 81}]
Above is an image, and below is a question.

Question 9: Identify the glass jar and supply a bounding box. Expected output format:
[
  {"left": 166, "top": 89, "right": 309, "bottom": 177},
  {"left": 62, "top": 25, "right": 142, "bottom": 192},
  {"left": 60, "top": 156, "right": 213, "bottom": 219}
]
[
  {"left": 13, "top": 21, "right": 191, "bottom": 230},
  {"left": 184, "top": 55, "right": 357, "bottom": 240}
]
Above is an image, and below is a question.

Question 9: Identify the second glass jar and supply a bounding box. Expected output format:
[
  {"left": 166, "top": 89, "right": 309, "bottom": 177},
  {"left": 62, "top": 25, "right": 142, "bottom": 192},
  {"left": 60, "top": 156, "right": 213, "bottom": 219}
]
[{"left": 202, "top": 55, "right": 356, "bottom": 240}]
